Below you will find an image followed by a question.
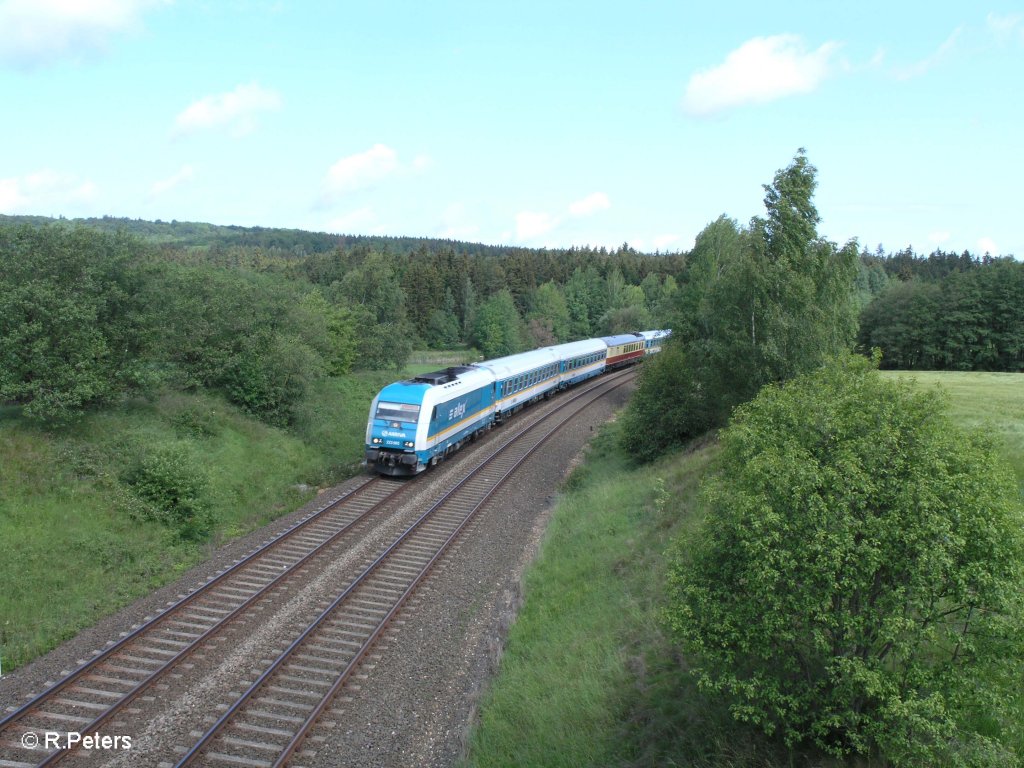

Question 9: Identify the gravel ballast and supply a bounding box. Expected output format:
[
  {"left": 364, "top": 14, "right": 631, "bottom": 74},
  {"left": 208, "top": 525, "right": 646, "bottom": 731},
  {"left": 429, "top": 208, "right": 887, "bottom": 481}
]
[{"left": 0, "top": 379, "right": 634, "bottom": 767}]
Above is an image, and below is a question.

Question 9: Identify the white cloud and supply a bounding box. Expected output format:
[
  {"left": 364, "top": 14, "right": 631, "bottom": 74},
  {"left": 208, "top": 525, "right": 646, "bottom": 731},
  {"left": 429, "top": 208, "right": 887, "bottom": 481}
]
[
  {"left": 437, "top": 202, "right": 480, "bottom": 241},
  {"left": 327, "top": 206, "right": 384, "bottom": 234},
  {"left": 514, "top": 191, "right": 612, "bottom": 243},
  {"left": 318, "top": 144, "right": 431, "bottom": 207},
  {"left": 568, "top": 192, "right": 610, "bottom": 217},
  {"left": 173, "top": 82, "right": 281, "bottom": 137},
  {"left": 149, "top": 164, "right": 195, "bottom": 197},
  {"left": 928, "top": 230, "right": 951, "bottom": 246},
  {"left": 683, "top": 34, "right": 840, "bottom": 117},
  {"left": 651, "top": 233, "right": 682, "bottom": 251},
  {"left": 0, "top": 0, "right": 166, "bottom": 69},
  {"left": 987, "top": 12, "right": 1023, "bottom": 43},
  {"left": 515, "top": 211, "right": 558, "bottom": 241},
  {"left": 977, "top": 236, "right": 999, "bottom": 254},
  {"left": 893, "top": 27, "right": 961, "bottom": 80},
  {"left": 0, "top": 169, "right": 98, "bottom": 213}
]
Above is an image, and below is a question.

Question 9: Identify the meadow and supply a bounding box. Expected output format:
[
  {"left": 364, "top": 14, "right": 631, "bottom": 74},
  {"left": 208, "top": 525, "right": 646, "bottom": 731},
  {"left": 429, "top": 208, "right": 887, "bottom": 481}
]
[
  {"left": 461, "top": 370, "right": 1024, "bottom": 767},
  {"left": 882, "top": 370, "right": 1024, "bottom": 484}
]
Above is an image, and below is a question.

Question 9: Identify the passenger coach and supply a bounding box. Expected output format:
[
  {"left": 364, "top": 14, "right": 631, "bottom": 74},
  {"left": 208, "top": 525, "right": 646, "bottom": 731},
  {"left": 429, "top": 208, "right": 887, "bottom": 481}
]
[
  {"left": 601, "top": 333, "right": 647, "bottom": 370},
  {"left": 639, "top": 329, "right": 671, "bottom": 355},
  {"left": 476, "top": 347, "right": 561, "bottom": 423}
]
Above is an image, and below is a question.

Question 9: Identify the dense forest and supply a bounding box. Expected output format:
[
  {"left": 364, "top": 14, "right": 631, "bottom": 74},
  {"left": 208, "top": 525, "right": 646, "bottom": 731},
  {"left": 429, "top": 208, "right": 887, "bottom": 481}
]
[
  {"left": 0, "top": 216, "right": 683, "bottom": 425},
  {"left": 858, "top": 248, "right": 1024, "bottom": 370},
  {"left": 2, "top": 209, "right": 1021, "bottom": 430}
]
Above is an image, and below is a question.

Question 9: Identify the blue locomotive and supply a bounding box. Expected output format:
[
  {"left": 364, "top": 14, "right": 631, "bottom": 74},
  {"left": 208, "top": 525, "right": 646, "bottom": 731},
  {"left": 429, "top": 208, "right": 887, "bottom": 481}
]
[{"left": 365, "top": 330, "right": 669, "bottom": 476}]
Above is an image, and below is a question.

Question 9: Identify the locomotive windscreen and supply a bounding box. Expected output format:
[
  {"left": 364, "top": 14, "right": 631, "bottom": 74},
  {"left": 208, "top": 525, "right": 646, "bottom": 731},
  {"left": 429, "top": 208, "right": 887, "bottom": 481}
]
[{"left": 374, "top": 402, "right": 421, "bottom": 422}]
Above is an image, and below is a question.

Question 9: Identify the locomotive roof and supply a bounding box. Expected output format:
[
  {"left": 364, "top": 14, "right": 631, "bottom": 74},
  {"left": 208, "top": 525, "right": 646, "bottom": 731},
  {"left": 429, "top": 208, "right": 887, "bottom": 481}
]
[{"left": 412, "top": 365, "right": 476, "bottom": 385}]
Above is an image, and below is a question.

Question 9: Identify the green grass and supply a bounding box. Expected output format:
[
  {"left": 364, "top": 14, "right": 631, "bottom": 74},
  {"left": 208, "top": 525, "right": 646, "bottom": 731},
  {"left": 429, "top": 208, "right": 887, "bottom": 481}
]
[
  {"left": 0, "top": 369, "right": 403, "bottom": 672},
  {"left": 463, "top": 371, "right": 1024, "bottom": 768},
  {"left": 882, "top": 371, "right": 1024, "bottom": 484},
  {"left": 461, "top": 427, "right": 782, "bottom": 767},
  {"left": 0, "top": 360, "right": 462, "bottom": 673}
]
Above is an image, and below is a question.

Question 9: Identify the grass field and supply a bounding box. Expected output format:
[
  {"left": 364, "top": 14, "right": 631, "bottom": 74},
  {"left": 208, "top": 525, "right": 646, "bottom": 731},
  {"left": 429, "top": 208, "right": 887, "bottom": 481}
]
[
  {"left": 882, "top": 371, "right": 1024, "bottom": 484},
  {"left": 462, "top": 370, "right": 1024, "bottom": 767}
]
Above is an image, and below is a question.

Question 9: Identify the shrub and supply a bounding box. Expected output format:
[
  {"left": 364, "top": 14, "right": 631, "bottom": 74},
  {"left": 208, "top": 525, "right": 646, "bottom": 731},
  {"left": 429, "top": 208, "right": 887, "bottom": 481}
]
[
  {"left": 665, "top": 354, "right": 1024, "bottom": 765},
  {"left": 123, "top": 443, "right": 213, "bottom": 540}
]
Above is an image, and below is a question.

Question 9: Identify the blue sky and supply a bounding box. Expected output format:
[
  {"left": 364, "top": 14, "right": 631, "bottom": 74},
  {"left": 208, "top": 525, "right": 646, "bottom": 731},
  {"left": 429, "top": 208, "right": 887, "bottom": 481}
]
[{"left": 1, "top": 1, "right": 1021, "bottom": 257}]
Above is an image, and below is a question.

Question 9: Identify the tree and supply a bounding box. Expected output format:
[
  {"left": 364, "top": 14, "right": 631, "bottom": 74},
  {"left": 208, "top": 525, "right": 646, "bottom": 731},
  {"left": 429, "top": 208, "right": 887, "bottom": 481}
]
[
  {"left": 620, "top": 152, "right": 859, "bottom": 459},
  {"left": 564, "top": 265, "right": 604, "bottom": 338},
  {"left": 666, "top": 354, "right": 1024, "bottom": 765},
  {"left": 528, "top": 281, "right": 570, "bottom": 343},
  {"left": 424, "top": 288, "right": 461, "bottom": 348},
  {"left": 473, "top": 289, "right": 526, "bottom": 358},
  {"left": 0, "top": 225, "right": 151, "bottom": 421}
]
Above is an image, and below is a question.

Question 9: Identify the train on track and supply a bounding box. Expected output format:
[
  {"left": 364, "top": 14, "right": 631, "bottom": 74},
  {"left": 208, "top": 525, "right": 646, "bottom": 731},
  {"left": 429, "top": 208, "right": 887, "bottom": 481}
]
[{"left": 365, "top": 329, "right": 671, "bottom": 476}]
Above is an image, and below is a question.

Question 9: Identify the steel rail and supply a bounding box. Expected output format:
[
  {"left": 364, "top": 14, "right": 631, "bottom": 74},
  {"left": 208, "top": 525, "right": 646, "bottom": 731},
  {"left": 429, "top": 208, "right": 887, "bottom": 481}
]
[
  {"left": 0, "top": 477, "right": 407, "bottom": 767},
  {"left": 175, "top": 370, "right": 634, "bottom": 767}
]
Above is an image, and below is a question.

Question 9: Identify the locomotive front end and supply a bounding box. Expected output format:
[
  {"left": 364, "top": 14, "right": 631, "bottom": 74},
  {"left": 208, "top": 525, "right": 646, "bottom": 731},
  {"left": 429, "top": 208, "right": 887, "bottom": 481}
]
[{"left": 365, "top": 382, "right": 430, "bottom": 476}]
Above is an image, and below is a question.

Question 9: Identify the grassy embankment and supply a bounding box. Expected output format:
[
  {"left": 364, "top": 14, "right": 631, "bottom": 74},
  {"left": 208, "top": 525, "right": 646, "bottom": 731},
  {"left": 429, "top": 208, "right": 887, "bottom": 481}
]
[
  {"left": 0, "top": 370, "right": 401, "bottom": 673},
  {"left": 462, "top": 371, "right": 1024, "bottom": 768}
]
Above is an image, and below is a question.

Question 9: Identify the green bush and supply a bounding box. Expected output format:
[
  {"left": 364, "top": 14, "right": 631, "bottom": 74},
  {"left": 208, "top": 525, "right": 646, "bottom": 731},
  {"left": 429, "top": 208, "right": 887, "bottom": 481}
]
[
  {"left": 0, "top": 225, "right": 150, "bottom": 422},
  {"left": 666, "top": 354, "right": 1024, "bottom": 765},
  {"left": 123, "top": 443, "right": 214, "bottom": 540}
]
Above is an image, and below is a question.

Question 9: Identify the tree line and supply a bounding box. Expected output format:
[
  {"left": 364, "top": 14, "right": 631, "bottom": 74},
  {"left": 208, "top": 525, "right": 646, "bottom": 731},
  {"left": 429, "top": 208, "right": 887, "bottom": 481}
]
[
  {"left": 858, "top": 254, "right": 1024, "bottom": 371},
  {"left": 0, "top": 222, "right": 681, "bottom": 425}
]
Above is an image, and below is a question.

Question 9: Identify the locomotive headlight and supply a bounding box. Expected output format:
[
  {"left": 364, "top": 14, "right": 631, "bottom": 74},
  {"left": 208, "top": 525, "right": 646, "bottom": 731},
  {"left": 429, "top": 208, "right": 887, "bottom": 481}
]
[
  {"left": 372, "top": 437, "right": 382, "bottom": 444},
  {"left": 403, "top": 441, "right": 414, "bottom": 448}
]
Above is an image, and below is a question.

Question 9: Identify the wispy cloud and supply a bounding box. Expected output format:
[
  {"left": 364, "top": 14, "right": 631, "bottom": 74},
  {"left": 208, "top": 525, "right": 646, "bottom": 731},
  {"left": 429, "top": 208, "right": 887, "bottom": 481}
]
[
  {"left": 567, "top": 192, "right": 611, "bottom": 217},
  {"left": 172, "top": 82, "right": 281, "bottom": 138},
  {"left": 987, "top": 12, "right": 1024, "bottom": 44},
  {"left": 318, "top": 144, "right": 430, "bottom": 207},
  {"left": 651, "top": 233, "right": 682, "bottom": 251},
  {"left": 515, "top": 210, "right": 559, "bottom": 242},
  {"left": 326, "top": 206, "right": 385, "bottom": 235},
  {"left": 683, "top": 34, "right": 840, "bottom": 117},
  {"left": 893, "top": 27, "right": 961, "bottom": 80},
  {"left": 515, "top": 191, "right": 612, "bottom": 243},
  {"left": 0, "top": 169, "right": 98, "bottom": 213},
  {"left": 0, "top": 0, "right": 167, "bottom": 69},
  {"left": 149, "top": 164, "right": 195, "bottom": 197},
  {"left": 977, "top": 236, "right": 999, "bottom": 255},
  {"left": 437, "top": 202, "right": 480, "bottom": 241}
]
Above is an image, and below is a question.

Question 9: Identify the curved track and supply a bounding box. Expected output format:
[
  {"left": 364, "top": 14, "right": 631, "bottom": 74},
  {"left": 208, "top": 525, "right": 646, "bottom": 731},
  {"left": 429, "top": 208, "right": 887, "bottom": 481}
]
[
  {"left": 175, "top": 370, "right": 633, "bottom": 768},
  {"left": 0, "top": 480, "right": 411, "bottom": 767},
  {"left": 0, "top": 368, "right": 634, "bottom": 768}
]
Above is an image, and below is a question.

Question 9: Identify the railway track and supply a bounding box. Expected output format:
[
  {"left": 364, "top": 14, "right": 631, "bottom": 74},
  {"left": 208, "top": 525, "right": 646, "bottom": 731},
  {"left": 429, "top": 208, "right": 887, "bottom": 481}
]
[
  {"left": 173, "top": 370, "right": 633, "bottom": 768},
  {"left": 0, "top": 479, "right": 411, "bottom": 767},
  {"left": 0, "top": 368, "right": 633, "bottom": 768}
]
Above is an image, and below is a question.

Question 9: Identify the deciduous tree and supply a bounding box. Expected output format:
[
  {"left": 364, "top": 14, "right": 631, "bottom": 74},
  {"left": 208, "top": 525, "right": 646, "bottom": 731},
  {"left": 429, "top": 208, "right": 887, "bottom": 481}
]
[{"left": 666, "top": 354, "right": 1024, "bottom": 765}]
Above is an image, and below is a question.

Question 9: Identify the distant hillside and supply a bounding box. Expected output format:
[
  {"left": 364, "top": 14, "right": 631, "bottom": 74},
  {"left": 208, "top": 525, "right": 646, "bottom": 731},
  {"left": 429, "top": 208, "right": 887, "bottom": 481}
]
[{"left": 0, "top": 213, "right": 657, "bottom": 261}]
